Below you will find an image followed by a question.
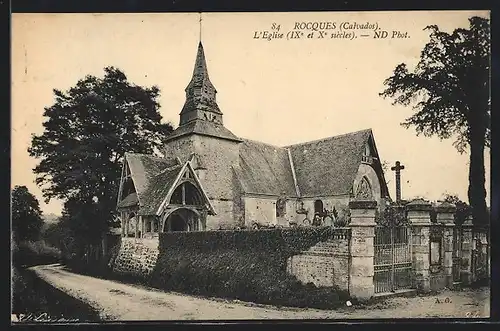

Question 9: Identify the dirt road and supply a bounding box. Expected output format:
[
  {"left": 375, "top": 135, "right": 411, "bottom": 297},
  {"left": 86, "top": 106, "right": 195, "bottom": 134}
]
[{"left": 30, "top": 264, "right": 490, "bottom": 321}]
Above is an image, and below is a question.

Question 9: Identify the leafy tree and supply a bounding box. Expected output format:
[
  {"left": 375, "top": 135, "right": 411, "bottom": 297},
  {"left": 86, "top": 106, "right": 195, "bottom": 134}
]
[
  {"left": 442, "top": 194, "right": 472, "bottom": 226},
  {"left": 380, "top": 16, "right": 490, "bottom": 226},
  {"left": 11, "top": 186, "right": 44, "bottom": 242},
  {"left": 28, "top": 67, "right": 173, "bottom": 249}
]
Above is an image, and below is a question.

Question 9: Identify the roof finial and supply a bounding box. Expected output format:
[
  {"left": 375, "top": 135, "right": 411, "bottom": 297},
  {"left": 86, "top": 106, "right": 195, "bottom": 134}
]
[{"left": 199, "top": 12, "right": 202, "bottom": 43}]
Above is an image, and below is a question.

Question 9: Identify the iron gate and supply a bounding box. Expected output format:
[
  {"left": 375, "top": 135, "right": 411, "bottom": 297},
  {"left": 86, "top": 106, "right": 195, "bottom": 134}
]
[
  {"left": 472, "top": 232, "right": 489, "bottom": 281},
  {"left": 374, "top": 226, "right": 413, "bottom": 293}
]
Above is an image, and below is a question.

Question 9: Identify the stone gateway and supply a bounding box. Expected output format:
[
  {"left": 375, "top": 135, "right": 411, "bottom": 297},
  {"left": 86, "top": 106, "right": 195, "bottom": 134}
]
[{"left": 115, "top": 42, "right": 390, "bottom": 237}]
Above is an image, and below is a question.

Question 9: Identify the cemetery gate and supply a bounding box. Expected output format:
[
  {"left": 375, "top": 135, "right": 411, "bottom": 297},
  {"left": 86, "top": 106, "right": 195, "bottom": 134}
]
[
  {"left": 472, "top": 229, "right": 489, "bottom": 282},
  {"left": 374, "top": 218, "right": 413, "bottom": 293}
]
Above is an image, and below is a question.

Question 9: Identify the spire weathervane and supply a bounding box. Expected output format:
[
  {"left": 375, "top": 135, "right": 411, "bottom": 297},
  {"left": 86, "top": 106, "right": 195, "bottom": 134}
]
[{"left": 199, "top": 12, "right": 202, "bottom": 42}]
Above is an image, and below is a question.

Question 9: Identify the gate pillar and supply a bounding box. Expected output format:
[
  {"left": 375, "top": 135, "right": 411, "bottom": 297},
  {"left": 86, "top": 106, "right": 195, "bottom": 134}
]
[
  {"left": 436, "top": 202, "right": 456, "bottom": 288},
  {"left": 461, "top": 216, "right": 474, "bottom": 285},
  {"left": 348, "top": 200, "right": 377, "bottom": 300},
  {"left": 480, "top": 230, "right": 490, "bottom": 279},
  {"left": 406, "top": 199, "right": 432, "bottom": 293}
]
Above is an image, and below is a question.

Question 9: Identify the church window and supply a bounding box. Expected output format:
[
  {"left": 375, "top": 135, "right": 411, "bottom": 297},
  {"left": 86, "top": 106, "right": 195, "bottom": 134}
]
[
  {"left": 276, "top": 197, "right": 286, "bottom": 217},
  {"left": 314, "top": 200, "right": 324, "bottom": 215}
]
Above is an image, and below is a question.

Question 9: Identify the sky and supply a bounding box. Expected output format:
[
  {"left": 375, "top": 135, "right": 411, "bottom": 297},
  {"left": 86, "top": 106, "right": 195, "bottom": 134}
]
[{"left": 11, "top": 11, "right": 491, "bottom": 216}]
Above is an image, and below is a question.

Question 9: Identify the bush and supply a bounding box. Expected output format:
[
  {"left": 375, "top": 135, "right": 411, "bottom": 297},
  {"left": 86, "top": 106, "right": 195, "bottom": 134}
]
[
  {"left": 12, "top": 240, "right": 62, "bottom": 267},
  {"left": 149, "top": 227, "right": 350, "bottom": 309}
]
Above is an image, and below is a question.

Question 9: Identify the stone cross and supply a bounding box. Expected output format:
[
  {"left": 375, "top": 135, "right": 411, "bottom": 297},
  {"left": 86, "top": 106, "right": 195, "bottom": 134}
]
[{"left": 391, "top": 160, "right": 405, "bottom": 203}]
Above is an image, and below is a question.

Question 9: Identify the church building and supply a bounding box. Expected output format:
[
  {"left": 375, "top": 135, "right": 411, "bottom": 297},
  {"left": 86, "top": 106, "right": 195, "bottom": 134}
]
[{"left": 116, "top": 42, "right": 390, "bottom": 237}]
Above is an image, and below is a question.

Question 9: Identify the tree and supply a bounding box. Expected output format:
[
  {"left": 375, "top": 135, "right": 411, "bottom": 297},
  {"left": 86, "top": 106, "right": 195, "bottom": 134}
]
[
  {"left": 28, "top": 67, "right": 173, "bottom": 248},
  {"left": 442, "top": 194, "right": 472, "bottom": 226},
  {"left": 380, "top": 16, "right": 490, "bottom": 226},
  {"left": 11, "top": 186, "right": 44, "bottom": 242}
]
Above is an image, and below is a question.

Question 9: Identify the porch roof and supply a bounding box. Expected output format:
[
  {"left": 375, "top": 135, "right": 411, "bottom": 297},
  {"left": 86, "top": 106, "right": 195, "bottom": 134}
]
[{"left": 117, "top": 192, "right": 139, "bottom": 209}]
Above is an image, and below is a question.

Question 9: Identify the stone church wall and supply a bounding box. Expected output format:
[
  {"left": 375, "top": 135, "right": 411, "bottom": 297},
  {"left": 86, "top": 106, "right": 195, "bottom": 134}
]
[
  {"left": 243, "top": 196, "right": 277, "bottom": 227},
  {"left": 231, "top": 171, "right": 245, "bottom": 227},
  {"left": 206, "top": 200, "right": 236, "bottom": 229},
  {"left": 286, "top": 229, "right": 351, "bottom": 290},
  {"left": 294, "top": 196, "right": 351, "bottom": 224},
  {"left": 192, "top": 135, "right": 240, "bottom": 201},
  {"left": 112, "top": 237, "right": 159, "bottom": 278},
  {"left": 163, "top": 135, "right": 241, "bottom": 229},
  {"left": 163, "top": 135, "right": 196, "bottom": 163}
]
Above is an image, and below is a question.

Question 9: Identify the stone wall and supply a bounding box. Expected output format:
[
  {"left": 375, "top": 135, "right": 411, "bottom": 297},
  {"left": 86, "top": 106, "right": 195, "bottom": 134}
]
[
  {"left": 193, "top": 135, "right": 240, "bottom": 201},
  {"left": 243, "top": 196, "right": 278, "bottom": 227},
  {"left": 163, "top": 134, "right": 241, "bottom": 229},
  {"left": 112, "top": 238, "right": 160, "bottom": 277},
  {"left": 286, "top": 229, "right": 351, "bottom": 290},
  {"left": 205, "top": 200, "right": 236, "bottom": 229}
]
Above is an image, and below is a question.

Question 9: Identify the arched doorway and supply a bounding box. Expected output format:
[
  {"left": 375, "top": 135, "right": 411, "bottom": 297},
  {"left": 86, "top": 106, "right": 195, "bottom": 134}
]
[
  {"left": 163, "top": 208, "right": 200, "bottom": 232},
  {"left": 169, "top": 213, "right": 188, "bottom": 232},
  {"left": 314, "top": 200, "right": 324, "bottom": 215}
]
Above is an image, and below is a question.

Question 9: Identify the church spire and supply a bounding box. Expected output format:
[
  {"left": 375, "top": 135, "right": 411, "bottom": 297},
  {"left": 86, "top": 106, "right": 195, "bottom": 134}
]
[{"left": 179, "top": 41, "right": 222, "bottom": 126}]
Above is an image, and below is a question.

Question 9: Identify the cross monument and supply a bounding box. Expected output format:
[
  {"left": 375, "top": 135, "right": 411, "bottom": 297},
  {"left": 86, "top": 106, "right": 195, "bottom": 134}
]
[{"left": 391, "top": 160, "right": 405, "bottom": 203}]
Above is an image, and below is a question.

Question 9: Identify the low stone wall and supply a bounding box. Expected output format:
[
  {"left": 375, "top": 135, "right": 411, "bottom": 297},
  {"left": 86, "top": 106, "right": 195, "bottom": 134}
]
[
  {"left": 286, "top": 228, "right": 350, "bottom": 290},
  {"left": 112, "top": 237, "right": 159, "bottom": 277}
]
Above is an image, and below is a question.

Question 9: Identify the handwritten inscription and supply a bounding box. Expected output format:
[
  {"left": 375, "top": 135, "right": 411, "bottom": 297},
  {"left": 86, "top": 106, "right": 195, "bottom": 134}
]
[
  {"left": 12, "top": 313, "right": 80, "bottom": 323},
  {"left": 465, "top": 311, "right": 482, "bottom": 318},
  {"left": 253, "top": 22, "right": 410, "bottom": 41}
]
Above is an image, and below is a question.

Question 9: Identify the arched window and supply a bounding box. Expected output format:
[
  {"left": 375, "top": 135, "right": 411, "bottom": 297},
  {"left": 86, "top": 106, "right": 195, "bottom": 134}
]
[
  {"left": 314, "top": 200, "right": 324, "bottom": 215},
  {"left": 276, "top": 198, "right": 286, "bottom": 217}
]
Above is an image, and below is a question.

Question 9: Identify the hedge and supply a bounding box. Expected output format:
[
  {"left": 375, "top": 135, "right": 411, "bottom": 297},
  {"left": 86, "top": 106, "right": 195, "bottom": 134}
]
[{"left": 148, "top": 227, "right": 351, "bottom": 309}]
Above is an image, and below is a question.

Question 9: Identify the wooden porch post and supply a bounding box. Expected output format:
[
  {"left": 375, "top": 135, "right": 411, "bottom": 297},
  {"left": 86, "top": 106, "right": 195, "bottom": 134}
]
[{"left": 135, "top": 216, "right": 139, "bottom": 238}]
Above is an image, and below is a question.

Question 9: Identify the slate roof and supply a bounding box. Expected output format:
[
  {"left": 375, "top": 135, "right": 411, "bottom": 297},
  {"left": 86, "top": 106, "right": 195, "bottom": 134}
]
[
  {"left": 286, "top": 129, "right": 373, "bottom": 197},
  {"left": 117, "top": 192, "right": 139, "bottom": 209},
  {"left": 119, "top": 152, "right": 216, "bottom": 216},
  {"left": 120, "top": 153, "right": 180, "bottom": 214},
  {"left": 180, "top": 42, "right": 222, "bottom": 115},
  {"left": 165, "top": 119, "right": 242, "bottom": 143},
  {"left": 234, "top": 139, "right": 297, "bottom": 196},
  {"left": 184, "top": 42, "right": 218, "bottom": 97},
  {"left": 137, "top": 165, "right": 183, "bottom": 215}
]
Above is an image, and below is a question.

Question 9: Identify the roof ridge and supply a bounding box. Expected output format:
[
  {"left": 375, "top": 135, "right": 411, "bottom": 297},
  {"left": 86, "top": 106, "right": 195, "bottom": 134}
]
[
  {"left": 154, "top": 163, "right": 183, "bottom": 177},
  {"left": 283, "top": 128, "right": 372, "bottom": 148},
  {"left": 125, "top": 152, "right": 173, "bottom": 162},
  {"left": 242, "top": 138, "right": 284, "bottom": 150}
]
